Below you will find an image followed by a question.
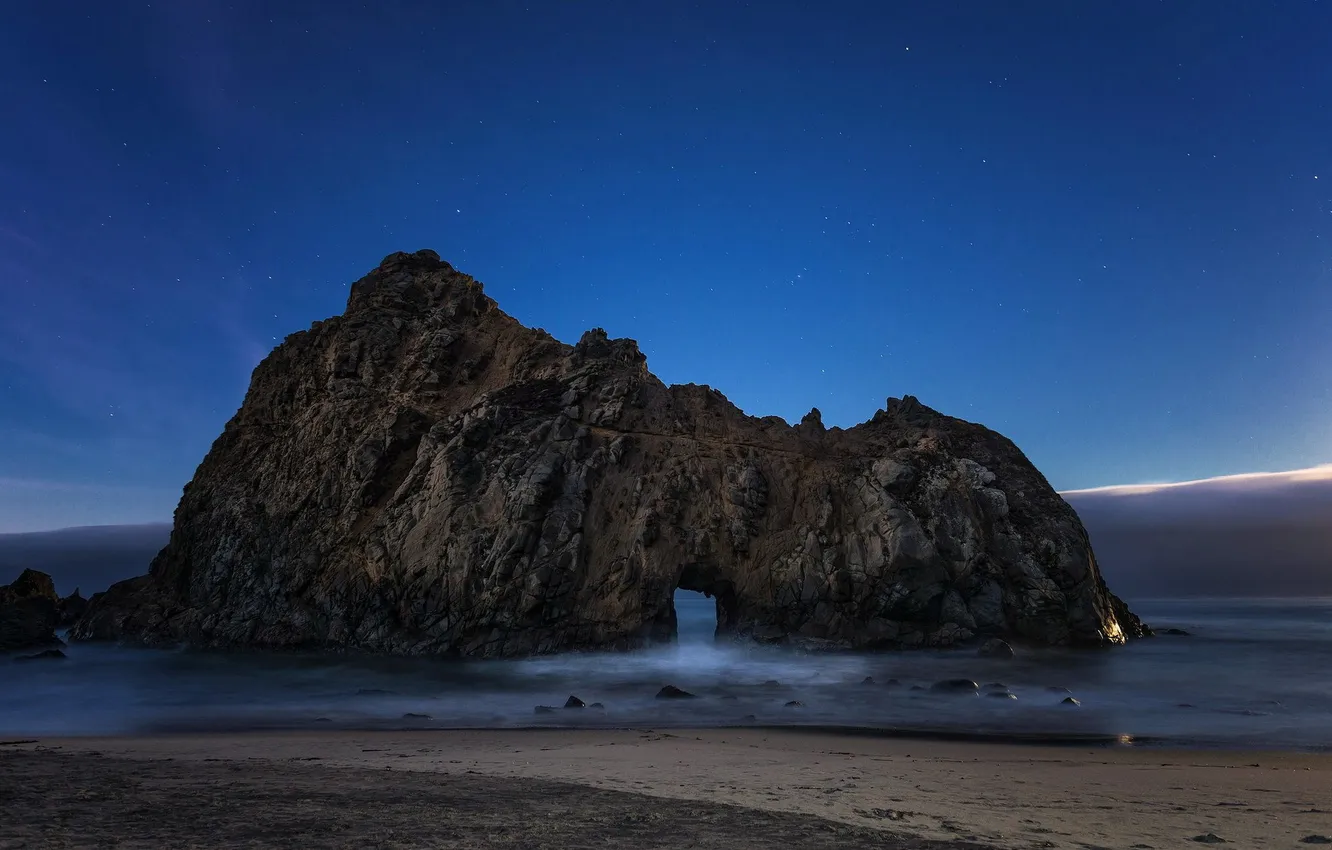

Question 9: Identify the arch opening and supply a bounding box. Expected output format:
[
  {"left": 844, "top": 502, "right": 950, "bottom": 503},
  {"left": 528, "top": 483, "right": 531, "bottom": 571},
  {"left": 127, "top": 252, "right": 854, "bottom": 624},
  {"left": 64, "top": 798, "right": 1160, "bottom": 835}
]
[{"left": 669, "top": 562, "right": 740, "bottom": 643}]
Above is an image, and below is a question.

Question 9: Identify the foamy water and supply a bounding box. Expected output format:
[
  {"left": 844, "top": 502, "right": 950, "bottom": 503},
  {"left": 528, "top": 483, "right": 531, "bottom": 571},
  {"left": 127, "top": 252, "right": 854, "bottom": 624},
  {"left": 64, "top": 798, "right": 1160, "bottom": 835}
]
[{"left": 3, "top": 594, "right": 1330, "bottom": 751}]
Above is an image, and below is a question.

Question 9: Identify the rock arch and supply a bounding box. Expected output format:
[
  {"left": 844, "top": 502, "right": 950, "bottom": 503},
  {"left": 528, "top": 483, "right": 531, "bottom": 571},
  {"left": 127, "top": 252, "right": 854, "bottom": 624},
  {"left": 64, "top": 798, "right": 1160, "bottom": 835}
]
[{"left": 73, "top": 251, "right": 1146, "bottom": 655}]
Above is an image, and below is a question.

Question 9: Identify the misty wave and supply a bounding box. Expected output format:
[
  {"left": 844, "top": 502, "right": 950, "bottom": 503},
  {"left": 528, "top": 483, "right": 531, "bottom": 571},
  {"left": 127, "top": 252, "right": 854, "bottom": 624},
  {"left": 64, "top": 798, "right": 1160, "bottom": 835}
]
[{"left": 4, "top": 593, "right": 1331, "bottom": 752}]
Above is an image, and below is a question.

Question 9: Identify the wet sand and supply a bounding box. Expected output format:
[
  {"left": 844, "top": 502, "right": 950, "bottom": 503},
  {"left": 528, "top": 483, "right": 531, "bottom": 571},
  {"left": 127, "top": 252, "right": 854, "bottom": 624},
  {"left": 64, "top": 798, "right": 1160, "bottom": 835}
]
[{"left": 3, "top": 729, "right": 1330, "bottom": 849}]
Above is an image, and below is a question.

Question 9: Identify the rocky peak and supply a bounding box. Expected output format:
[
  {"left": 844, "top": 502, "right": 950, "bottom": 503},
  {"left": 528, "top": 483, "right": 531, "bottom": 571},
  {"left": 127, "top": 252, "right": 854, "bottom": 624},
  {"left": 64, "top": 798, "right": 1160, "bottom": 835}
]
[
  {"left": 573, "top": 328, "right": 647, "bottom": 368},
  {"left": 798, "top": 407, "right": 825, "bottom": 433},
  {"left": 71, "top": 252, "right": 1146, "bottom": 657}
]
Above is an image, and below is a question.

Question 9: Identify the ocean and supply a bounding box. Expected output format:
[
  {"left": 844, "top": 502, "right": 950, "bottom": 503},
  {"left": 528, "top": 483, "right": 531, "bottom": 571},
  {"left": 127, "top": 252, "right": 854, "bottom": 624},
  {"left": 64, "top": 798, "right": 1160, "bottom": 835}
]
[{"left": 3, "top": 593, "right": 1330, "bottom": 751}]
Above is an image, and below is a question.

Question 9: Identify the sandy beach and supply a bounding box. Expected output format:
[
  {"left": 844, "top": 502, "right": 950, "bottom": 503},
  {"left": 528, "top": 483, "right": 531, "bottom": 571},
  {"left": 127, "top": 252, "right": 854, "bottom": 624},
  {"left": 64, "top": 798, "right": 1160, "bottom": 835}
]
[{"left": 3, "top": 729, "right": 1330, "bottom": 849}]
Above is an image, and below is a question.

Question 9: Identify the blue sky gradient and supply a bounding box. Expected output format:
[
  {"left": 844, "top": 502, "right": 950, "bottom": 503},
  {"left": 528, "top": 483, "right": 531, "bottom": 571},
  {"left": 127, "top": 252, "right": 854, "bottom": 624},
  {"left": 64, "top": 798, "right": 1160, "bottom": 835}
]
[{"left": 1, "top": 1, "right": 1329, "bottom": 531}]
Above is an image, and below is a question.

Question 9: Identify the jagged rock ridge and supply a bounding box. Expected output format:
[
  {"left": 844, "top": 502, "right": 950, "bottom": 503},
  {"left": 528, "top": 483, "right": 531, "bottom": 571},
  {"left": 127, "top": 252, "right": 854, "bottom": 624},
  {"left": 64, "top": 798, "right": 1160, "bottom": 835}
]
[{"left": 73, "top": 250, "right": 1146, "bottom": 656}]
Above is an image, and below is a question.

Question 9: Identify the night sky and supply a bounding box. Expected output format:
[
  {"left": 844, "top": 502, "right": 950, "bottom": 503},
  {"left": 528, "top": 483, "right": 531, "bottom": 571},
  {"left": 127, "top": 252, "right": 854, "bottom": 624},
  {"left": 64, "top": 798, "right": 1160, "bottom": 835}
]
[{"left": 1, "top": 1, "right": 1329, "bottom": 532}]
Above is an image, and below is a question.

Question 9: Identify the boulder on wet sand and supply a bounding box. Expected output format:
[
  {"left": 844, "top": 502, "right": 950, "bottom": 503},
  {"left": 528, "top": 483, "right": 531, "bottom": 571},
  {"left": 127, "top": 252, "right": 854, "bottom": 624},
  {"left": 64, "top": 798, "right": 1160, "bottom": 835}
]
[
  {"left": 69, "top": 251, "right": 1147, "bottom": 657},
  {"left": 1, "top": 569, "right": 62, "bottom": 652}
]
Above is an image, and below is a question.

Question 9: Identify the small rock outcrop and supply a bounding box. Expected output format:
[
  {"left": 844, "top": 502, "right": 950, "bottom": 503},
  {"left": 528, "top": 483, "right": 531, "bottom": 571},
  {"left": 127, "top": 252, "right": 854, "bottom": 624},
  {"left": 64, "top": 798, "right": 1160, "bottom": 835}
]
[
  {"left": 58, "top": 589, "right": 88, "bottom": 628},
  {"left": 70, "top": 251, "right": 1147, "bottom": 656},
  {"left": 1, "top": 569, "right": 62, "bottom": 652}
]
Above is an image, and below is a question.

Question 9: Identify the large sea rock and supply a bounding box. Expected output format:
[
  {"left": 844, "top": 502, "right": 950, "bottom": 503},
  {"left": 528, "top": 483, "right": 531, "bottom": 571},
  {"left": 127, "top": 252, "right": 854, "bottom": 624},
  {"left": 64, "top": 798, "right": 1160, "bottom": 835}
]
[
  {"left": 1, "top": 569, "right": 62, "bottom": 652},
  {"left": 72, "top": 250, "right": 1146, "bottom": 656}
]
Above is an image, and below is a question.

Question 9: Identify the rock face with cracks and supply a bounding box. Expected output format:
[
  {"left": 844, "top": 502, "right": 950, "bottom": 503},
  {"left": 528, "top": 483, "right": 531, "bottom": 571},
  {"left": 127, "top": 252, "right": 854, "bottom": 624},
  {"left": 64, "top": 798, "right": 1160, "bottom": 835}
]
[{"left": 72, "top": 250, "right": 1146, "bottom": 656}]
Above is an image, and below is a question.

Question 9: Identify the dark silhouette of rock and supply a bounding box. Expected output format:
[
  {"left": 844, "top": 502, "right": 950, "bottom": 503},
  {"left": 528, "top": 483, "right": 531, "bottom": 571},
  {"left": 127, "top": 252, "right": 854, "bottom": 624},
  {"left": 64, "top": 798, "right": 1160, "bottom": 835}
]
[
  {"left": 57, "top": 589, "right": 88, "bottom": 628},
  {"left": 1192, "top": 834, "right": 1226, "bottom": 844},
  {"left": 986, "top": 691, "right": 1017, "bottom": 699},
  {"left": 1062, "top": 697, "right": 1081, "bottom": 706},
  {"left": 1299, "top": 836, "right": 1332, "bottom": 845},
  {"left": 69, "top": 251, "right": 1147, "bottom": 656},
  {"left": 861, "top": 676, "right": 875, "bottom": 685},
  {"left": 656, "top": 685, "right": 696, "bottom": 700},
  {"left": 564, "top": 695, "right": 586, "bottom": 709},
  {"left": 534, "top": 705, "right": 558, "bottom": 714},
  {"left": 884, "top": 678, "right": 901, "bottom": 687},
  {"left": 588, "top": 702, "right": 605, "bottom": 710},
  {"left": 784, "top": 700, "right": 804, "bottom": 708},
  {"left": 930, "top": 679, "right": 979, "bottom": 694},
  {"left": 1162, "top": 628, "right": 1192, "bottom": 636},
  {"left": 14, "top": 648, "right": 66, "bottom": 662},
  {"left": 978, "top": 638, "right": 1014, "bottom": 659},
  {"left": 1, "top": 569, "right": 62, "bottom": 652}
]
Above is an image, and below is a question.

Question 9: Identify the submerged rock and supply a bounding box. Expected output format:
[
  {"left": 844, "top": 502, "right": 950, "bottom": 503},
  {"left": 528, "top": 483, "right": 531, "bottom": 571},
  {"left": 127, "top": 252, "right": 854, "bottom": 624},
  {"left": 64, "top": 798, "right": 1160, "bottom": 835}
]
[
  {"left": 930, "top": 679, "right": 979, "bottom": 694},
  {"left": 1, "top": 570, "right": 61, "bottom": 652},
  {"left": 978, "top": 638, "right": 1014, "bottom": 659},
  {"left": 69, "top": 251, "right": 1147, "bottom": 657},
  {"left": 656, "top": 685, "right": 696, "bottom": 700},
  {"left": 534, "top": 705, "right": 558, "bottom": 714},
  {"left": 14, "top": 648, "right": 66, "bottom": 662}
]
